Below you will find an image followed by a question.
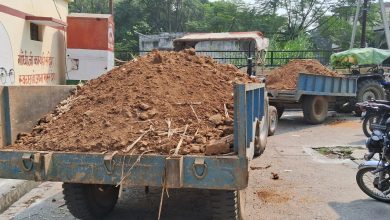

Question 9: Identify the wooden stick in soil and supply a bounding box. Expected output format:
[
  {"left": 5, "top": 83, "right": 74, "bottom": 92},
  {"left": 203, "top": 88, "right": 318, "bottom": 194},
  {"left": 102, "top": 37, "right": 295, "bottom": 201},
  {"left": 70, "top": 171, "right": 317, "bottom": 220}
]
[
  {"left": 190, "top": 105, "right": 201, "bottom": 123},
  {"left": 194, "top": 128, "right": 199, "bottom": 137},
  {"left": 123, "top": 126, "right": 153, "bottom": 153},
  {"left": 156, "top": 126, "right": 187, "bottom": 136},
  {"left": 224, "top": 103, "right": 229, "bottom": 118},
  {"left": 173, "top": 124, "right": 189, "bottom": 155},
  {"left": 165, "top": 118, "right": 172, "bottom": 138},
  {"left": 175, "top": 102, "right": 201, "bottom": 105}
]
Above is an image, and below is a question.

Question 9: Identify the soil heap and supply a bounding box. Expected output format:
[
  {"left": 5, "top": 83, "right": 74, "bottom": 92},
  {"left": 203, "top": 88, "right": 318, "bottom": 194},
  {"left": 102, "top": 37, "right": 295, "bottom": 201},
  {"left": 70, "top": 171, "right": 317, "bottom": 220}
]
[
  {"left": 8, "top": 50, "right": 254, "bottom": 155},
  {"left": 266, "top": 59, "right": 340, "bottom": 90}
]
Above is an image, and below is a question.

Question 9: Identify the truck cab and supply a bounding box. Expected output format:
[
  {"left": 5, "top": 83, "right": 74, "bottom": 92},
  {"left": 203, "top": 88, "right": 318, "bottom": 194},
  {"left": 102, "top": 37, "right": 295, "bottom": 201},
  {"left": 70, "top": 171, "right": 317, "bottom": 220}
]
[{"left": 173, "top": 32, "right": 269, "bottom": 76}]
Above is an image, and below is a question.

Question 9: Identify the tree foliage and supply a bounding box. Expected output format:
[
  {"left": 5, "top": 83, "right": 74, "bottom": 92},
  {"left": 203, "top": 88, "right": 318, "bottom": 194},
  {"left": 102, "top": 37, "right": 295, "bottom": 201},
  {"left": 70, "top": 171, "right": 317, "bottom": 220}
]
[
  {"left": 316, "top": 1, "right": 381, "bottom": 49},
  {"left": 68, "top": 0, "right": 384, "bottom": 52},
  {"left": 69, "top": 0, "right": 110, "bottom": 14},
  {"left": 258, "top": 0, "right": 346, "bottom": 40}
]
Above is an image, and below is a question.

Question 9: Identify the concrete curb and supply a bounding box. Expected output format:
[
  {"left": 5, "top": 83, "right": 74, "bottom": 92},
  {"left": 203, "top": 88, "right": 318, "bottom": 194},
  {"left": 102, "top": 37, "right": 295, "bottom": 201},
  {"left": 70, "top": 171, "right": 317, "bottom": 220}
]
[{"left": 0, "top": 179, "right": 40, "bottom": 213}]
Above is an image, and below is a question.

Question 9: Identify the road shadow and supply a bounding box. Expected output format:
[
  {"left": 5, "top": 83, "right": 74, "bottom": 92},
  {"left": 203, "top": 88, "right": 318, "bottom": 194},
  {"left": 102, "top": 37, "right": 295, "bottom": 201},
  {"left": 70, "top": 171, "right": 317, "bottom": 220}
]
[
  {"left": 275, "top": 111, "right": 319, "bottom": 136},
  {"left": 108, "top": 187, "right": 212, "bottom": 220},
  {"left": 329, "top": 199, "right": 390, "bottom": 220},
  {"left": 10, "top": 187, "right": 213, "bottom": 220},
  {"left": 274, "top": 110, "right": 359, "bottom": 136}
]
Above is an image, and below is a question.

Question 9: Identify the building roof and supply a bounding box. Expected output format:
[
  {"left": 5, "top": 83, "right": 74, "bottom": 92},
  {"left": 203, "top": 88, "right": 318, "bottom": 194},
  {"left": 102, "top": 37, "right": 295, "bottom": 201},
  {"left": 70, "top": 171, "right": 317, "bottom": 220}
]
[
  {"left": 68, "top": 13, "right": 112, "bottom": 18},
  {"left": 176, "top": 31, "right": 264, "bottom": 41},
  {"left": 26, "top": 16, "right": 67, "bottom": 27},
  {"left": 174, "top": 32, "right": 268, "bottom": 51}
]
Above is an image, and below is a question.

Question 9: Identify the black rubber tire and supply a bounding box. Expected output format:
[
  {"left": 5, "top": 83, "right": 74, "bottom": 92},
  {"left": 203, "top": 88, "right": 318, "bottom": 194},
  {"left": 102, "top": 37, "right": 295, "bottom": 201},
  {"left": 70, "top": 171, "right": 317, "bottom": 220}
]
[
  {"left": 275, "top": 106, "right": 284, "bottom": 119},
  {"left": 302, "top": 96, "right": 328, "bottom": 124},
  {"left": 355, "top": 80, "right": 386, "bottom": 116},
  {"left": 268, "top": 106, "right": 278, "bottom": 136},
  {"left": 334, "top": 103, "right": 353, "bottom": 114},
  {"left": 362, "top": 114, "right": 380, "bottom": 137},
  {"left": 210, "top": 190, "right": 246, "bottom": 220},
  {"left": 356, "top": 167, "right": 390, "bottom": 203},
  {"left": 63, "top": 183, "right": 119, "bottom": 220},
  {"left": 254, "top": 99, "right": 269, "bottom": 157}
]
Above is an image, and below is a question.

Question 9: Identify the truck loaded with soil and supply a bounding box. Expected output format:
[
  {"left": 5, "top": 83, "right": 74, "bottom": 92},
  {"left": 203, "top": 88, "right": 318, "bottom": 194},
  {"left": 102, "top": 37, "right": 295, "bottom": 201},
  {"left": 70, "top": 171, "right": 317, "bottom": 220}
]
[
  {"left": 267, "top": 48, "right": 390, "bottom": 123},
  {"left": 266, "top": 59, "right": 357, "bottom": 124},
  {"left": 5, "top": 49, "right": 256, "bottom": 155},
  {"left": 0, "top": 48, "right": 270, "bottom": 220}
]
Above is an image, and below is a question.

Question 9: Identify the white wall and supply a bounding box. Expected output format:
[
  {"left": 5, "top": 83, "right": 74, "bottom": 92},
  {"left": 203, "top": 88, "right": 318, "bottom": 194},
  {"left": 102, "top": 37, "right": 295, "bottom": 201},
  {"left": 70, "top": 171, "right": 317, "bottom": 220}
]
[
  {"left": 0, "top": 0, "right": 70, "bottom": 85},
  {"left": 67, "top": 49, "right": 114, "bottom": 80}
]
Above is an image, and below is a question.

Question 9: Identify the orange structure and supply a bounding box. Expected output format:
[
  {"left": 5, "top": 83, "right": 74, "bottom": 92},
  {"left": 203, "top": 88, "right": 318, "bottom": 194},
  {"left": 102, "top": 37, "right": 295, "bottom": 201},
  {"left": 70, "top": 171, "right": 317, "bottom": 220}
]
[
  {"left": 67, "top": 13, "right": 114, "bottom": 51},
  {"left": 66, "top": 13, "right": 115, "bottom": 80}
]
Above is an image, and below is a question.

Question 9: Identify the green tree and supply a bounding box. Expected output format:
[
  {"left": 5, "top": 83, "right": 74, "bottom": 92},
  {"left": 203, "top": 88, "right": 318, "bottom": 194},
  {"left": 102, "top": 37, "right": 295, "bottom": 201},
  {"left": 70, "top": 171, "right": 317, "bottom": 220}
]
[
  {"left": 258, "top": 0, "right": 347, "bottom": 40},
  {"left": 69, "top": 0, "right": 110, "bottom": 13},
  {"left": 316, "top": 2, "right": 382, "bottom": 50},
  {"left": 113, "top": 0, "right": 150, "bottom": 51},
  {"left": 268, "top": 32, "right": 315, "bottom": 65},
  {"left": 70, "top": 0, "right": 288, "bottom": 52},
  {"left": 186, "top": 1, "right": 286, "bottom": 34}
]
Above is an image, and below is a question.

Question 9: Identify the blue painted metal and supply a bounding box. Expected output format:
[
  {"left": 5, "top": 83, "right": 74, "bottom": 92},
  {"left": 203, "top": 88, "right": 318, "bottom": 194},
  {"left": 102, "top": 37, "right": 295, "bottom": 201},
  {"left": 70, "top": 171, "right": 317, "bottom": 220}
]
[
  {"left": 2, "top": 87, "right": 12, "bottom": 145},
  {"left": 234, "top": 84, "right": 246, "bottom": 157},
  {"left": 246, "top": 89, "right": 254, "bottom": 153},
  {"left": 259, "top": 87, "right": 265, "bottom": 117},
  {"left": 297, "top": 73, "right": 357, "bottom": 97},
  {"left": 0, "top": 151, "right": 249, "bottom": 189},
  {"left": 0, "top": 83, "right": 266, "bottom": 190},
  {"left": 269, "top": 73, "right": 357, "bottom": 102},
  {"left": 234, "top": 83, "right": 265, "bottom": 158}
]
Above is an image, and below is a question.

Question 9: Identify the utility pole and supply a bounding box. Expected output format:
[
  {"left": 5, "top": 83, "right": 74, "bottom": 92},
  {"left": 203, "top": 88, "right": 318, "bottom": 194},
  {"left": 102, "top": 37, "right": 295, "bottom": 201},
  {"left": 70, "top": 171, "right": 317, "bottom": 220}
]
[
  {"left": 379, "top": 0, "right": 390, "bottom": 49},
  {"left": 350, "top": 0, "right": 361, "bottom": 49},
  {"left": 109, "top": 0, "right": 114, "bottom": 15},
  {"left": 360, "top": 0, "right": 369, "bottom": 48}
]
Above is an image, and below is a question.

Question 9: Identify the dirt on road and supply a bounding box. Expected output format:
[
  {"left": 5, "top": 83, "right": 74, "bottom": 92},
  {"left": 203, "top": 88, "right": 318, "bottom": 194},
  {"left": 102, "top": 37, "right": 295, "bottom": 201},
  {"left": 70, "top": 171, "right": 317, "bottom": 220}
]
[
  {"left": 266, "top": 59, "right": 340, "bottom": 90},
  {"left": 257, "top": 190, "right": 291, "bottom": 204},
  {"left": 7, "top": 49, "right": 254, "bottom": 155}
]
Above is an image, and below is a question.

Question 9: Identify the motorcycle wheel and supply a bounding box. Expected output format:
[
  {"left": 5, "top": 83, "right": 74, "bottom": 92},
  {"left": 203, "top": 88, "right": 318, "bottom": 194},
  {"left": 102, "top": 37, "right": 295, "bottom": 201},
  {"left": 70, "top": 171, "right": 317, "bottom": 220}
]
[
  {"left": 362, "top": 115, "right": 380, "bottom": 137},
  {"left": 356, "top": 167, "right": 390, "bottom": 203}
]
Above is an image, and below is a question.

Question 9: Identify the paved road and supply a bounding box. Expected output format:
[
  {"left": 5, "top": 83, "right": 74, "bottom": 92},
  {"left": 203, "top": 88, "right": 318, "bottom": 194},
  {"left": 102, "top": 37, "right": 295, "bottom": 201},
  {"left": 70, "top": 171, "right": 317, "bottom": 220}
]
[{"left": 1, "top": 111, "right": 390, "bottom": 220}]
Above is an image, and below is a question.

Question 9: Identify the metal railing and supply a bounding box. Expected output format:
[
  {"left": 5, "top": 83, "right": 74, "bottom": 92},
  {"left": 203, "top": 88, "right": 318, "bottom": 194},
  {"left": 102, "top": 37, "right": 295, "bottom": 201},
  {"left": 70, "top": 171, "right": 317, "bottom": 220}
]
[
  {"left": 115, "top": 50, "right": 333, "bottom": 67},
  {"left": 266, "top": 50, "right": 333, "bottom": 67}
]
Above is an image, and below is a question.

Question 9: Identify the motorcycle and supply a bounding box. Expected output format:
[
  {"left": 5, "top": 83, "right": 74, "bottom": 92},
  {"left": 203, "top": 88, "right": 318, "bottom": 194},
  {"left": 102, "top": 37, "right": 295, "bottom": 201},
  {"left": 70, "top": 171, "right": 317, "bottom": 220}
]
[
  {"left": 356, "top": 100, "right": 390, "bottom": 137},
  {"left": 356, "top": 118, "right": 390, "bottom": 203}
]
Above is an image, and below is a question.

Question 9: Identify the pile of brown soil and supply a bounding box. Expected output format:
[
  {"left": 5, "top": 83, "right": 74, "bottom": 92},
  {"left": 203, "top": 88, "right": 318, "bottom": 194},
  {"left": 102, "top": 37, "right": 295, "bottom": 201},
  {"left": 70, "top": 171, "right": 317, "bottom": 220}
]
[
  {"left": 266, "top": 59, "right": 340, "bottom": 90},
  {"left": 8, "top": 50, "right": 254, "bottom": 155}
]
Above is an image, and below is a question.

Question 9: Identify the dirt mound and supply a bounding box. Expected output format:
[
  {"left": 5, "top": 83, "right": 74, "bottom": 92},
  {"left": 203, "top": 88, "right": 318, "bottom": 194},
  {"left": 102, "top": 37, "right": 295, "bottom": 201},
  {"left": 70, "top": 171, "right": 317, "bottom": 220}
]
[
  {"left": 8, "top": 49, "right": 254, "bottom": 155},
  {"left": 266, "top": 59, "right": 340, "bottom": 90}
]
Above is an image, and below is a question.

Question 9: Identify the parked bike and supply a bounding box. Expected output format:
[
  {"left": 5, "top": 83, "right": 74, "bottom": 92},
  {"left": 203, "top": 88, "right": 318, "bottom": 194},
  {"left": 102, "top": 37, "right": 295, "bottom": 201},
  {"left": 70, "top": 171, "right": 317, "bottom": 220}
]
[
  {"left": 356, "top": 100, "right": 390, "bottom": 137},
  {"left": 356, "top": 118, "right": 390, "bottom": 203}
]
